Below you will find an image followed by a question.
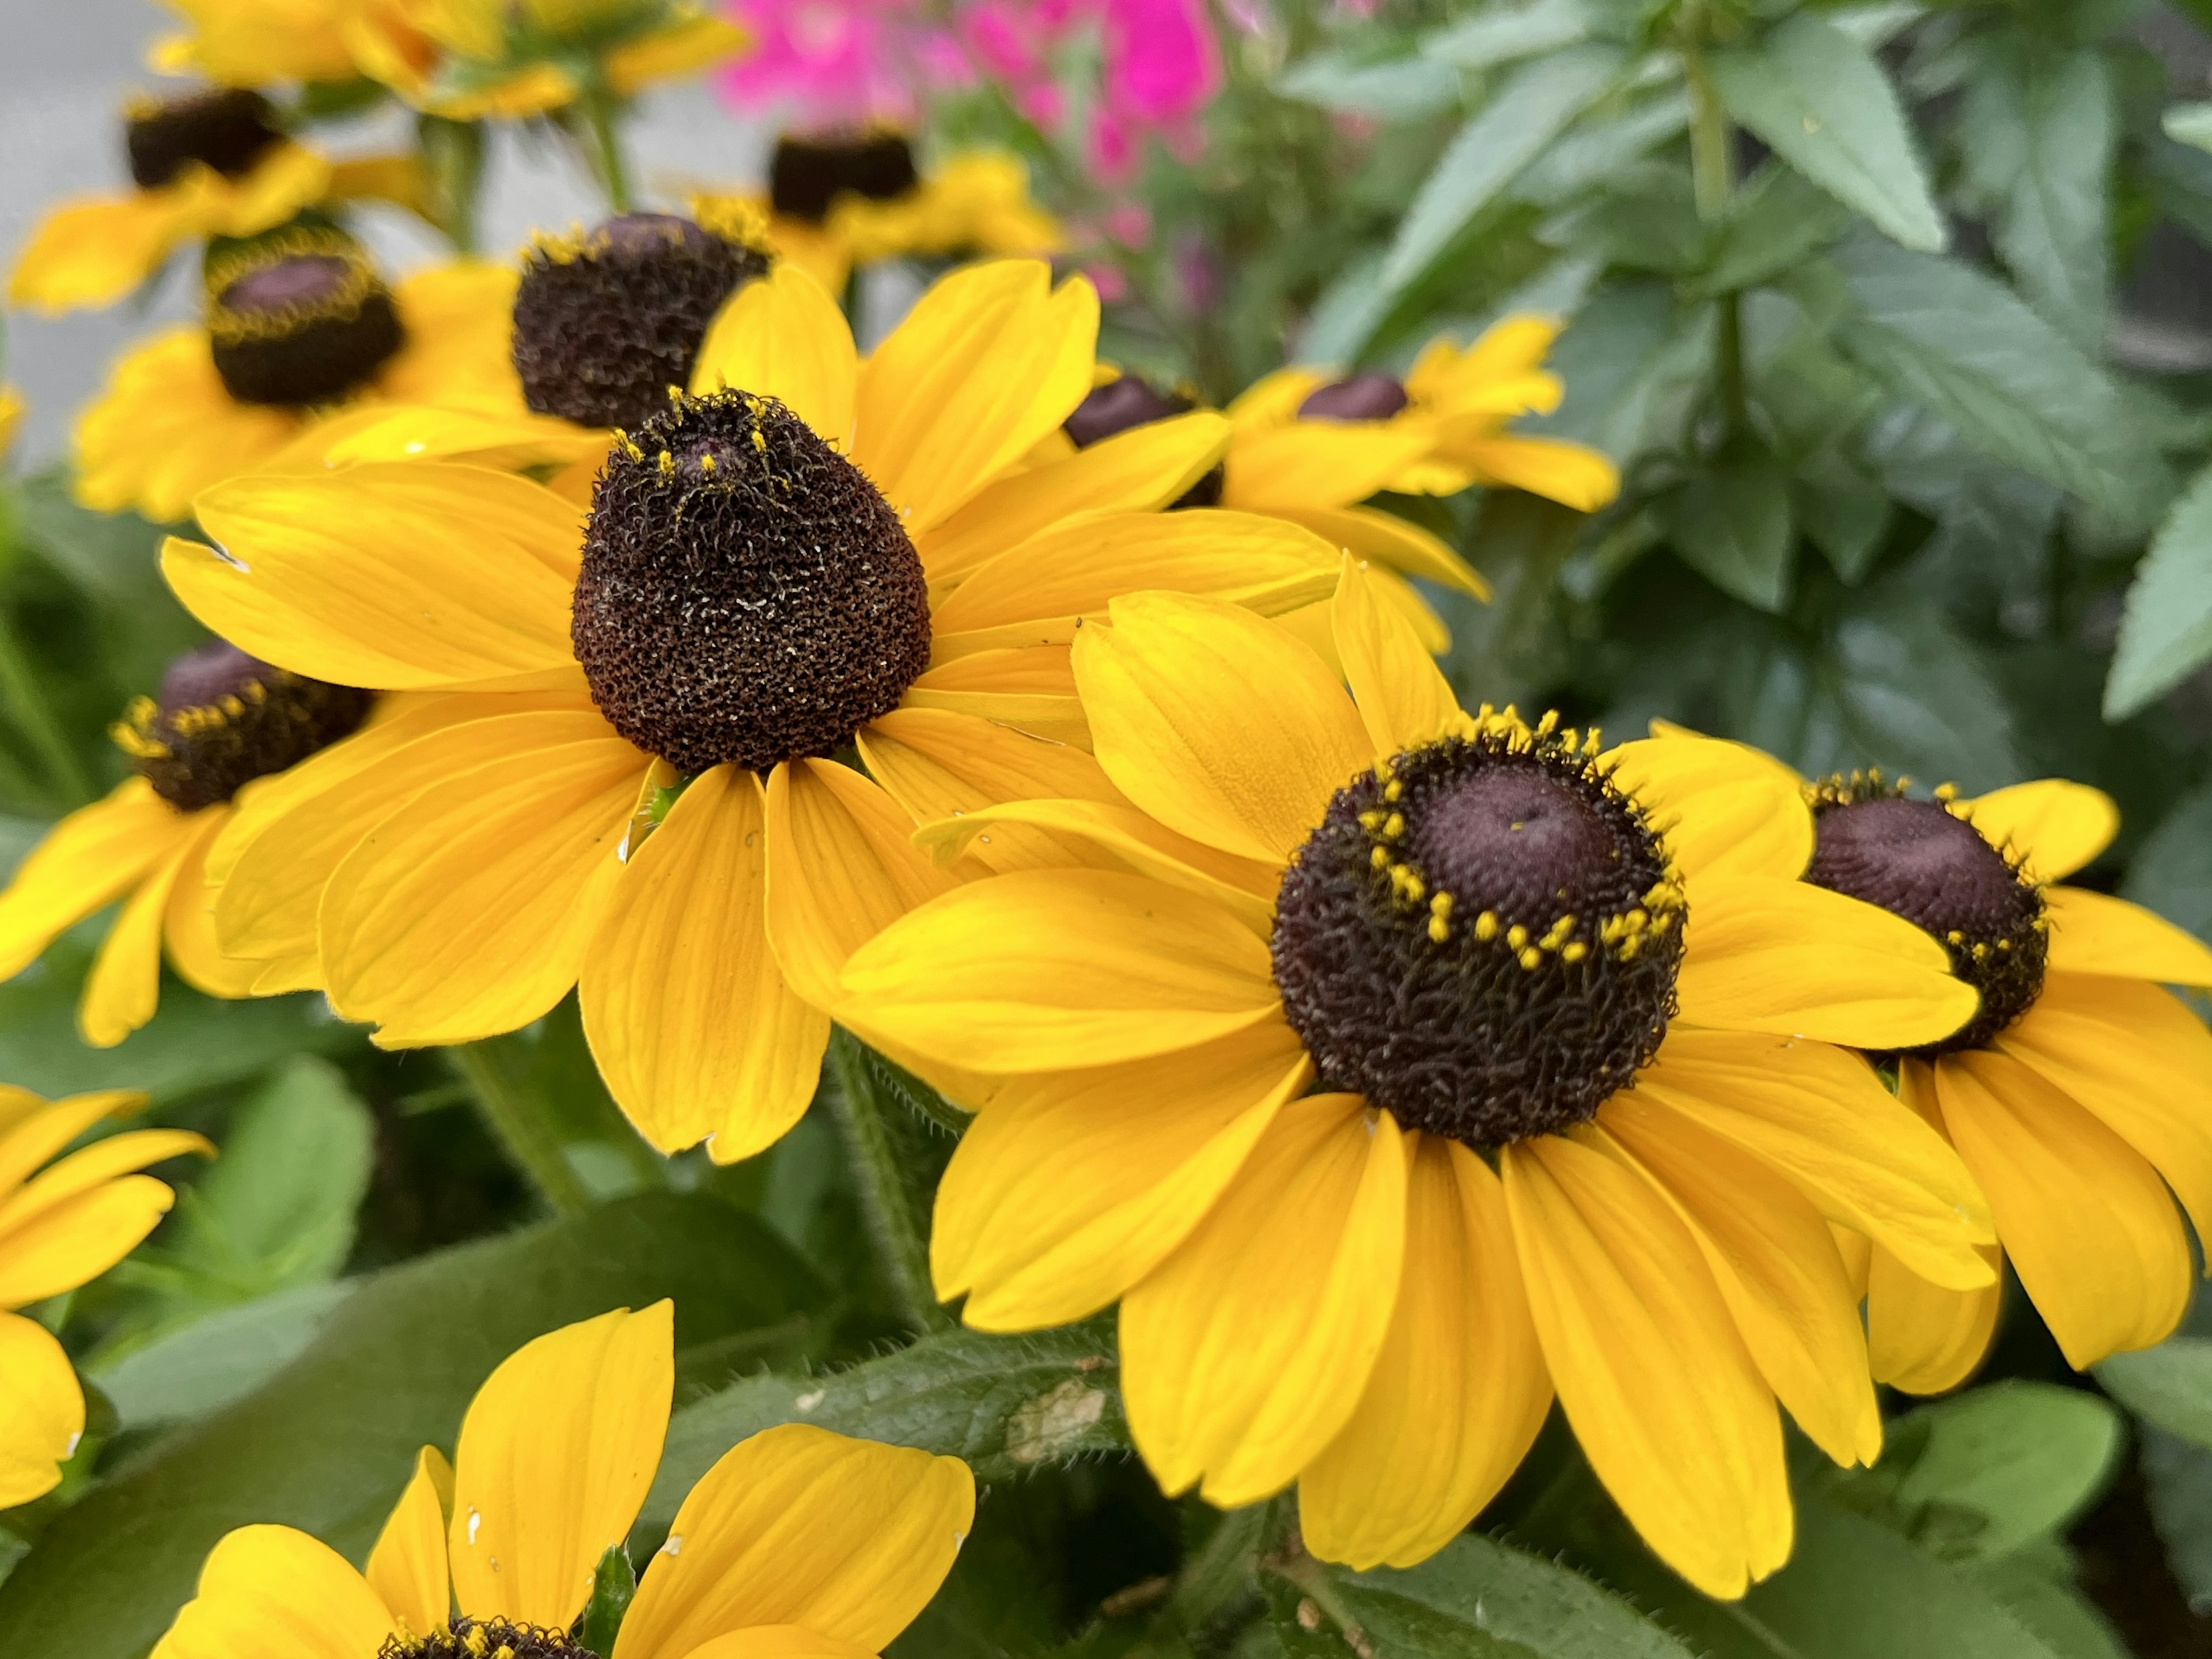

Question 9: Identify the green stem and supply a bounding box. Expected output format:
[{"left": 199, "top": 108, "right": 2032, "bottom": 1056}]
[
  {"left": 1681, "top": 37, "right": 1748, "bottom": 438},
  {"left": 825, "top": 1029, "right": 953, "bottom": 1335},
  {"left": 450, "top": 1038, "right": 593, "bottom": 1218},
  {"left": 581, "top": 86, "right": 635, "bottom": 214},
  {"left": 418, "top": 116, "right": 486, "bottom": 255},
  {"left": 0, "top": 616, "right": 90, "bottom": 806}
]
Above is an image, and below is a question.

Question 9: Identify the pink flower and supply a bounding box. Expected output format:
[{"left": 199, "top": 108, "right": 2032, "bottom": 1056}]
[{"left": 719, "top": 0, "right": 965, "bottom": 126}]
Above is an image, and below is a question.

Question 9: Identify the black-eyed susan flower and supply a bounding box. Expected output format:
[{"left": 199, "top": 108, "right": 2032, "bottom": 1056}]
[
  {"left": 9, "top": 89, "right": 334, "bottom": 316},
  {"left": 699, "top": 133, "right": 1060, "bottom": 296},
  {"left": 0, "top": 1086, "right": 210, "bottom": 1506},
  {"left": 150, "top": 1303, "right": 974, "bottom": 1659},
  {"left": 834, "top": 565, "right": 1996, "bottom": 1599},
  {"left": 159, "top": 257, "right": 1323, "bottom": 1169},
  {"left": 73, "top": 224, "right": 522, "bottom": 521},
  {"left": 1786, "top": 768, "right": 2212, "bottom": 1391},
  {"left": 0, "top": 642, "right": 370, "bottom": 1046}
]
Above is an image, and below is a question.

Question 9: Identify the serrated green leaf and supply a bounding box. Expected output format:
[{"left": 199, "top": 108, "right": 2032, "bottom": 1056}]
[
  {"left": 1831, "top": 237, "right": 2174, "bottom": 526},
  {"left": 645, "top": 1324, "right": 1124, "bottom": 1529},
  {"left": 1520, "top": 278, "right": 1711, "bottom": 462},
  {"left": 1691, "top": 165, "right": 1853, "bottom": 299},
  {"left": 1968, "top": 1547, "right": 2133, "bottom": 1659},
  {"left": 1709, "top": 13, "right": 1945, "bottom": 253},
  {"left": 1277, "top": 50, "right": 1461, "bottom": 120},
  {"left": 2098, "top": 1336, "right": 2212, "bottom": 1450},
  {"left": 1664, "top": 438, "right": 1796, "bottom": 612},
  {"left": 0, "top": 1194, "right": 828, "bottom": 1659},
  {"left": 1422, "top": 0, "right": 1592, "bottom": 70},
  {"left": 2139, "top": 1425, "right": 2212, "bottom": 1613},
  {"left": 1793, "top": 450, "right": 1891, "bottom": 582},
  {"left": 2107, "top": 463, "right": 2212, "bottom": 718}
]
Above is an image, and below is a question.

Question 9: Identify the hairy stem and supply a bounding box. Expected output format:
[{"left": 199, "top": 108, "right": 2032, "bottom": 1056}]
[
  {"left": 1682, "top": 39, "right": 1747, "bottom": 438},
  {"left": 825, "top": 1029, "right": 955, "bottom": 1335},
  {"left": 450, "top": 1037, "right": 593, "bottom": 1218}
]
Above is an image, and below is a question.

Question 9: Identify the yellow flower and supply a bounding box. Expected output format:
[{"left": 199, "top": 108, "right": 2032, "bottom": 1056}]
[
  {"left": 0, "top": 1086, "right": 211, "bottom": 1507},
  {"left": 151, "top": 1304, "right": 974, "bottom": 1659},
  {"left": 0, "top": 645, "right": 373, "bottom": 1046},
  {"left": 834, "top": 565, "right": 1997, "bottom": 1600},
  {"left": 149, "top": 0, "right": 363, "bottom": 86},
  {"left": 158, "top": 258, "right": 1323, "bottom": 1169},
  {"left": 1782, "top": 767, "right": 2212, "bottom": 1389},
  {"left": 0, "top": 386, "right": 22, "bottom": 460},
  {"left": 706, "top": 138, "right": 1060, "bottom": 297},
  {"left": 74, "top": 240, "right": 524, "bottom": 522}
]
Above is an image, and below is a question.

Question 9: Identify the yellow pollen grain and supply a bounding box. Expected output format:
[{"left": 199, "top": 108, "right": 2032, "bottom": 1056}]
[
  {"left": 1935, "top": 782, "right": 1959, "bottom": 802},
  {"left": 1946, "top": 929, "right": 1965, "bottom": 945},
  {"left": 1506, "top": 923, "right": 1529, "bottom": 952},
  {"left": 752, "top": 428, "right": 768, "bottom": 453},
  {"left": 1382, "top": 812, "right": 1404, "bottom": 840},
  {"left": 1562, "top": 941, "right": 1588, "bottom": 963},
  {"left": 657, "top": 450, "right": 676, "bottom": 478},
  {"left": 1370, "top": 846, "right": 1389, "bottom": 869},
  {"left": 1518, "top": 946, "right": 1543, "bottom": 970},
  {"left": 1359, "top": 809, "right": 1384, "bottom": 833},
  {"left": 1536, "top": 710, "right": 1559, "bottom": 737},
  {"left": 1475, "top": 910, "right": 1499, "bottom": 942},
  {"left": 1428, "top": 916, "right": 1450, "bottom": 944},
  {"left": 1384, "top": 780, "right": 1403, "bottom": 803},
  {"left": 1430, "top": 892, "right": 1453, "bottom": 918}
]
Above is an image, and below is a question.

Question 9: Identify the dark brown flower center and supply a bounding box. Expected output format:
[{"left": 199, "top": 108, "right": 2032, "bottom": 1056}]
[
  {"left": 205, "top": 231, "right": 404, "bottom": 406},
  {"left": 126, "top": 88, "right": 283, "bottom": 190},
  {"left": 1806, "top": 778, "right": 2047, "bottom": 1054},
  {"left": 511, "top": 213, "right": 769, "bottom": 431},
  {"left": 1271, "top": 714, "right": 1683, "bottom": 1145},
  {"left": 1298, "top": 372, "right": 1408, "bottom": 422},
  {"left": 768, "top": 131, "right": 919, "bottom": 222},
  {"left": 113, "top": 642, "right": 372, "bottom": 812},
  {"left": 573, "top": 390, "right": 931, "bottom": 773},
  {"left": 380, "top": 1618, "right": 596, "bottom": 1659}
]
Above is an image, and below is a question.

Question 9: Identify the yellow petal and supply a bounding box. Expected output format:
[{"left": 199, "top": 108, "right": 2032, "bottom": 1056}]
[
  {"left": 763, "top": 758, "right": 964, "bottom": 1012},
  {"left": 202, "top": 143, "right": 333, "bottom": 239},
  {"left": 900, "top": 649, "right": 1088, "bottom": 746},
  {"left": 321, "top": 715, "right": 645, "bottom": 1046},
  {"left": 1331, "top": 556, "right": 1458, "bottom": 759},
  {"left": 1121, "top": 1094, "right": 1408, "bottom": 1508},
  {"left": 1600, "top": 1100, "right": 1879, "bottom": 1468},
  {"left": 838, "top": 869, "right": 1281, "bottom": 1073},
  {"left": 73, "top": 327, "right": 302, "bottom": 521},
  {"left": 1437, "top": 434, "right": 1619, "bottom": 512},
  {"left": 855, "top": 706, "right": 1122, "bottom": 873},
  {"left": 1677, "top": 874, "right": 1979, "bottom": 1049},
  {"left": 1225, "top": 365, "right": 1327, "bottom": 428},
  {"left": 1936, "top": 1048, "right": 2190, "bottom": 1368},
  {"left": 150, "top": 1524, "right": 396, "bottom": 1659},
  {"left": 1864, "top": 1070, "right": 2001, "bottom": 1396},
  {"left": 1260, "top": 503, "right": 1490, "bottom": 600},
  {"left": 918, "top": 412, "right": 1232, "bottom": 582},
  {"left": 314, "top": 406, "right": 609, "bottom": 472},
  {"left": 1502, "top": 1134, "right": 1790, "bottom": 1601},
  {"left": 0, "top": 1312, "right": 81, "bottom": 1508},
  {"left": 450, "top": 1304, "right": 673, "bottom": 1630},
  {"left": 0, "top": 1089, "right": 141, "bottom": 1198},
  {"left": 1075, "top": 592, "right": 1365, "bottom": 863},
  {"left": 175, "top": 464, "right": 583, "bottom": 690},
  {"left": 615, "top": 1424, "right": 973, "bottom": 1659},
  {"left": 581, "top": 767, "right": 831, "bottom": 1163},
  {"left": 934, "top": 1027, "right": 1310, "bottom": 1328},
  {"left": 1222, "top": 423, "right": 1435, "bottom": 512},
  {"left": 2042, "top": 885, "right": 2212, "bottom": 985},
  {"left": 79, "top": 826, "right": 195, "bottom": 1048},
  {"left": 1959, "top": 779, "right": 2118, "bottom": 883},
  {"left": 162, "top": 809, "right": 263, "bottom": 999},
  {"left": 0, "top": 1175, "right": 176, "bottom": 1308},
  {"left": 7, "top": 190, "right": 194, "bottom": 315},
  {"left": 1604, "top": 733, "right": 1812, "bottom": 884},
  {"left": 691, "top": 264, "right": 857, "bottom": 451},
  {"left": 604, "top": 11, "right": 749, "bottom": 94},
  {"left": 0, "top": 779, "right": 188, "bottom": 980},
  {"left": 645, "top": 1629, "right": 872, "bottom": 1659},
  {"left": 855, "top": 262, "right": 1097, "bottom": 532},
  {"left": 0, "top": 1126, "right": 207, "bottom": 1243},
  {"left": 1637, "top": 1027, "right": 1994, "bottom": 1289},
  {"left": 366, "top": 1446, "right": 454, "bottom": 1640},
  {"left": 1299, "top": 1141, "right": 1551, "bottom": 1570}
]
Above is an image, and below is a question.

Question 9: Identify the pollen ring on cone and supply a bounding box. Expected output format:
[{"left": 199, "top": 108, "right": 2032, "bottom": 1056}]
[
  {"left": 204, "top": 226, "right": 404, "bottom": 406},
  {"left": 379, "top": 1618, "right": 596, "bottom": 1659},
  {"left": 112, "top": 641, "right": 372, "bottom": 812},
  {"left": 1271, "top": 712, "right": 1684, "bottom": 1146}
]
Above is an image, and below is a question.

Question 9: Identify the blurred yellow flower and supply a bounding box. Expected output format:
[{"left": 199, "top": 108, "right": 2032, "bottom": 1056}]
[{"left": 149, "top": 0, "right": 362, "bottom": 86}]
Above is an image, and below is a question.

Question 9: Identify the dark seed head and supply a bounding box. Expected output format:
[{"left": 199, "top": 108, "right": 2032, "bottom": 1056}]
[
  {"left": 573, "top": 390, "right": 932, "bottom": 774},
  {"left": 1299, "top": 372, "right": 1410, "bottom": 422},
  {"left": 379, "top": 1617, "right": 596, "bottom": 1659},
  {"left": 204, "top": 229, "right": 404, "bottom": 406},
  {"left": 1806, "top": 775, "right": 2047, "bottom": 1054},
  {"left": 113, "top": 642, "right": 372, "bottom": 813},
  {"left": 126, "top": 87, "right": 283, "bottom": 190},
  {"left": 1271, "top": 714, "right": 1684, "bottom": 1146},
  {"left": 1063, "top": 375, "right": 1222, "bottom": 507},
  {"left": 511, "top": 212, "right": 770, "bottom": 431},
  {"left": 768, "top": 130, "right": 919, "bottom": 222}
]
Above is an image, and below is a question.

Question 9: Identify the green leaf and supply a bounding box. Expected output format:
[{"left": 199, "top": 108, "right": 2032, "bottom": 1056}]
[
  {"left": 1285, "top": 1533, "right": 1699, "bottom": 1658},
  {"left": 576, "top": 1544, "right": 636, "bottom": 1657},
  {"left": 644, "top": 1323, "right": 1124, "bottom": 1529},
  {"left": 1662, "top": 438, "right": 1796, "bottom": 612},
  {"left": 2122, "top": 782, "right": 2212, "bottom": 941},
  {"left": 2139, "top": 1426, "right": 2212, "bottom": 1613},
  {"left": 1520, "top": 278, "right": 1712, "bottom": 463},
  {"left": 0, "top": 1193, "right": 828, "bottom": 1659},
  {"left": 1376, "top": 45, "right": 1623, "bottom": 302},
  {"left": 2165, "top": 101, "right": 2212, "bottom": 154},
  {"left": 1691, "top": 164, "right": 1853, "bottom": 300},
  {"left": 1277, "top": 50, "right": 1461, "bottom": 120},
  {"left": 1969, "top": 1546, "right": 2133, "bottom": 1659},
  {"left": 1830, "top": 237, "right": 2175, "bottom": 527},
  {"left": 2107, "top": 463, "right": 2212, "bottom": 718},
  {"left": 1709, "top": 13, "right": 1946, "bottom": 253},
  {"left": 2098, "top": 1337, "right": 2212, "bottom": 1450},
  {"left": 1792, "top": 449, "right": 1891, "bottom": 583},
  {"left": 89, "top": 1281, "right": 352, "bottom": 1432},
  {"left": 1423, "top": 0, "right": 1592, "bottom": 70}
]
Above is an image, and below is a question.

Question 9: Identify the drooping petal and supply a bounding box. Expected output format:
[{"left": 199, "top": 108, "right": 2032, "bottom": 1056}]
[
  {"left": 1074, "top": 592, "right": 1366, "bottom": 863},
  {"left": 1676, "top": 874, "right": 1979, "bottom": 1050},
  {"left": 1865, "top": 1067, "right": 2001, "bottom": 1395},
  {"left": 1599, "top": 1101, "right": 1879, "bottom": 1468},
  {"left": 151, "top": 1524, "right": 396, "bottom": 1659},
  {"left": 1221, "top": 423, "right": 1435, "bottom": 513},
  {"left": 366, "top": 1447, "right": 454, "bottom": 1641},
  {"left": 0, "top": 1175, "right": 177, "bottom": 1308},
  {"left": 449, "top": 1304, "right": 673, "bottom": 1630},
  {"left": 615, "top": 1425, "right": 974, "bottom": 1659},
  {"left": 762, "top": 759, "right": 965, "bottom": 1012},
  {"left": 0, "top": 1124, "right": 208, "bottom": 1243},
  {"left": 0, "top": 1312, "right": 81, "bottom": 1508},
  {"left": 321, "top": 715, "right": 646, "bottom": 1046},
  {"left": 1959, "top": 779, "right": 2118, "bottom": 883},
  {"left": 1121, "top": 1094, "right": 1408, "bottom": 1508},
  {"left": 0, "top": 1089, "right": 141, "bottom": 1199},
  {"left": 1436, "top": 434, "right": 1619, "bottom": 511},
  {"left": 691, "top": 263, "right": 858, "bottom": 451},
  {"left": 162, "top": 809, "right": 262, "bottom": 1000},
  {"left": 1331, "top": 556, "right": 1458, "bottom": 759},
  {"left": 581, "top": 767, "right": 831, "bottom": 1164},
  {"left": 79, "top": 828, "right": 194, "bottom": 1048},
  {"left": 1635, "top": 1028, "right": 1994, "bottom": 1290},
  {"left": 1603, "top": 732, "right": 1812, "bottom": 884},
  {"left": 7, "top": 190, "right": 196, "bottom": 315},
  {"left": 838, "top": 869, "right": 1281, "bottom": 1074},
  {"left": 0, "top": 780, "right": 189, "bottom": 980},
  {"left": 1502, "top": 1134, "right": 1790, "bottom": 1601},
  {"left": 1257, "top": 504, "right": 1490, "bottom": 600},
  {"left": 173, "top": 464, "right": 584, "bottom": 691},
  {"left": 934, "top": 1027, "right": 1311, "bottom": 1328},
  {"left": 2042, "top": 885, "right": 2212, "bottom": 986},
  {"left": 1300, "top": 1141, "right": 1551, "bottom": 1570}
]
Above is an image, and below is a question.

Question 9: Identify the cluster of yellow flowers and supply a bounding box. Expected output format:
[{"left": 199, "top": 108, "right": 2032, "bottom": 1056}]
[{"left": 6, "top": 24, "right": 2212, "bottom": 1636}]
